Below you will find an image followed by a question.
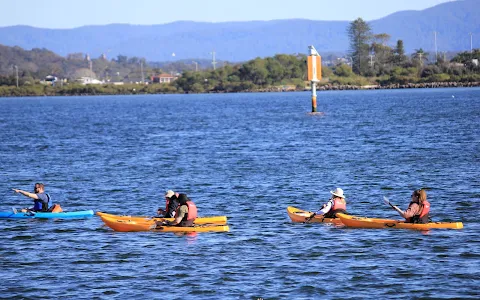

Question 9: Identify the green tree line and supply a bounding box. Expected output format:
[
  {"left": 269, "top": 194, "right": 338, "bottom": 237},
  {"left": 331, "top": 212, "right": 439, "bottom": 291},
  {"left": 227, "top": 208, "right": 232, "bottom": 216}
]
[{"left": 1, "top": 17, "right": 479, "bottom": 97}]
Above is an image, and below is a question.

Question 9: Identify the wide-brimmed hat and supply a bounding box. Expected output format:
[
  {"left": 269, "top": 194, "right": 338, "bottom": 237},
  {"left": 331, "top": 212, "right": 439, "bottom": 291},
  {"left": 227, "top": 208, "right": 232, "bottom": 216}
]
[
  {"left": 165, "top": 190, "right": 175, "bottom": 198},
  {"left": 330, "top": 188, "right": 345, "bottom": 198}
]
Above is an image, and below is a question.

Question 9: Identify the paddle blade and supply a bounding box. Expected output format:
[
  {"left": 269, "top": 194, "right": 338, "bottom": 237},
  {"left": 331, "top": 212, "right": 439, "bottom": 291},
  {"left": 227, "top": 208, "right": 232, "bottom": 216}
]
[{"left": 383, "top": 196, "right": 391, "bottom": 206}]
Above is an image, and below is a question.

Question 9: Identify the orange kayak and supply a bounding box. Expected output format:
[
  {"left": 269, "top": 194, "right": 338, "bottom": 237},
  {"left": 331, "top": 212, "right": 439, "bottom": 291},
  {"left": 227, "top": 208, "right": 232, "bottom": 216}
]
[
  {"left": 96, "top": 211, "right": 227, "bottom": 225},
  {"left": 286, "top": 206, "right": 343, "bottom": 225},
  {"left": 98, "top": 214, "right": 229, "bottom": 232},
  {"left": 337, "top": 213, "right": 463, "bottom": 230}
]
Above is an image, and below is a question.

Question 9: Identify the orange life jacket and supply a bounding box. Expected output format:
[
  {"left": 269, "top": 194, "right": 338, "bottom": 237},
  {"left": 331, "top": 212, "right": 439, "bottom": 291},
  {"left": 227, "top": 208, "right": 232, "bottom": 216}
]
[
  {"left": 325, "top": 198, "right": 347, "bottom": 218},
  {"left": 407, "top": 200, "right": 431, "bottom": 224},
  {"left": 332, "top": 198, "right": 347, "bottom": 212},
  {"left": 176, "top": 201, "right": 198, "bottom": 227},
  {"left": 415, "top": 200, "right": 431, "bottom": 223}
]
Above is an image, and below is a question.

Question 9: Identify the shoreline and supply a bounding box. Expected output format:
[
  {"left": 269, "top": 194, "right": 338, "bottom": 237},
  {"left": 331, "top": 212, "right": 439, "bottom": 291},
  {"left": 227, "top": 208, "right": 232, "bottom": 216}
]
[
  {"left": 318, "top": 81, "right": 480, "bottom": 91},
  {"left": 256, "top": 81, "right": 480, "bottom": 92},
  {"left": 1, "top": 81, "right": 479, "bottom": 97}
]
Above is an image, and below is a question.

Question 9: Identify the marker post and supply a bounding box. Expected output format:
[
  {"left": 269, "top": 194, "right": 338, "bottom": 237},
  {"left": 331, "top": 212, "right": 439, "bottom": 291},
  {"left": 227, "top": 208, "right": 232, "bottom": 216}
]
[{"left": 307, "top": 46, "right": 322, "bottom": 113}]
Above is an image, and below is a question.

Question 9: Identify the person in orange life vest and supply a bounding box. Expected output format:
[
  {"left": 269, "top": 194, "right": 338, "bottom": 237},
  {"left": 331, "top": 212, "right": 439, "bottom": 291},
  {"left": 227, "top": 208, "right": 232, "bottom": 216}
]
[
  {"left": 162, "top": 193, "right": 197, "bottom": 227},
  {"left": 157, "top": 190, "right": 180, "bottom": 218},
  {"left": 310, "top": 188, "right": 347, "bottom": 219},
  {"left": 392, "top": 189, "right": 431, "bottom": 224},
  {"left": 12, "top": 183, "right": 51, "bottom": 212}
]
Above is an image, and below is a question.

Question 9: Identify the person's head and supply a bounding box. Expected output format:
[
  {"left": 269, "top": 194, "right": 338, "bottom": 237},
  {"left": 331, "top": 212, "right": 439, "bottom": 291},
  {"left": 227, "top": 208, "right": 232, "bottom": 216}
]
[
  {"left": 178, "top": 193, "right": 189, "bottom": 205},
  {"left": 34, "top": 183, "right": 44, "bottom": 193},
  {"left": 417, "top": 189, "right": 427, "bottom": 203},
  {"left": 330, "top": 188, "right": 345, "bottom": 199},
  {"left": 165, "top": 190, "right": 175, "bottom": 200},
  {"left": 411, "top": 189, "right": 427, "bottom": 203},
  {"left": 410, "top": 190, "right": 419, "bottom": 202}
]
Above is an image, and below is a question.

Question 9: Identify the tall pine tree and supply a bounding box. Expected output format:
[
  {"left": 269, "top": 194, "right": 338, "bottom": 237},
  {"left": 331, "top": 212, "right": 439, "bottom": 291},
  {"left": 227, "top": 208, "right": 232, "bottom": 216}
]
[{"left": 347, "top": 18, "right": 372, "bottom": 75}]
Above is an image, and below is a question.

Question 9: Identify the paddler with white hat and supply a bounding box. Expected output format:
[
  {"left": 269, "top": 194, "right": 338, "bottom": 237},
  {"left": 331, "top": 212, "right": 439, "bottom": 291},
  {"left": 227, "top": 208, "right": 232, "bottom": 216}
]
[{"left": 308, "top": 187, "right": 348, "bottom": 220}]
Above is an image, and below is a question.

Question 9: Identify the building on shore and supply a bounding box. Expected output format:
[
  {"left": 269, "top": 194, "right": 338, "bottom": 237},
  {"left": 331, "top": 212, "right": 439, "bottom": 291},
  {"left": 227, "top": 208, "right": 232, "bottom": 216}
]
[
  {"left": 76, "top": 77, "right": 104, "bottom": 85},
  {"left": 151, "top": 73, "right": 178, "bottom": 83}
]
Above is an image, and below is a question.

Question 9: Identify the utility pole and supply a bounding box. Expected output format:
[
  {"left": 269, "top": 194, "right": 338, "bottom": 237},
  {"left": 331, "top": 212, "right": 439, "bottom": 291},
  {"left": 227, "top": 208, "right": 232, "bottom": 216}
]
[
  {"left": 14, "top": 65, "right": 18, "bottom": 87},
  {"left": 86, "top": 54, "right": 92, "bottom": 71},
  {"left": 140, "top": 61, "right": 145, "bottom": 83},
  {"left": 419, "top": 52, "right": 423, "bottom": 67},
  {"left": 211, "top": 51, "right": 217, "bottom": 70},
  {"left": 369, "top": 54, "right": 374, "bottom": 68},
  {"left": 470, "top": 33, "right": 473, "bottom": 53},
  {"left": 192, "top": 61, "right": 198, "bottom": 72},
  {"left": 434, "top": 31, "right": 438, "bottom": 63}
]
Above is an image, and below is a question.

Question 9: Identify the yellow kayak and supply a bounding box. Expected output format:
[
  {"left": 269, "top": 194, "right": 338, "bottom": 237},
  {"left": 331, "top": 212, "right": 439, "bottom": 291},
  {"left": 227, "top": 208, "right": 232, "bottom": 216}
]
[
  {"left": 96, "top": 211, "right": 227, "bottom": 225},
  {"left": 286, "top": 206, "right": 343, "bottom": 225},
  {"left": 98, "top": 214, "right": 229, "bottom": 232},
  {"left": 337, "top": 213, "right": 463, "bottom": 230}
]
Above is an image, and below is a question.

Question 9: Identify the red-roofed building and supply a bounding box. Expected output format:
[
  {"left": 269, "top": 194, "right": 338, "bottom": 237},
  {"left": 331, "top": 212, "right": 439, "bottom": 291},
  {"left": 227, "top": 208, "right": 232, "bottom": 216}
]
[{"left": 151, "top": 73, "right": 178, "bottom": 83}]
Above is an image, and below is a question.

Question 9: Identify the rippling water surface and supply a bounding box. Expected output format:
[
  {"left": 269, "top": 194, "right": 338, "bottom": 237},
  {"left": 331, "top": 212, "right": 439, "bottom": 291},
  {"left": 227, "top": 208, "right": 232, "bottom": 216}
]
[{"left": 0, "top": 88, "right": 479, "bottom": 299}]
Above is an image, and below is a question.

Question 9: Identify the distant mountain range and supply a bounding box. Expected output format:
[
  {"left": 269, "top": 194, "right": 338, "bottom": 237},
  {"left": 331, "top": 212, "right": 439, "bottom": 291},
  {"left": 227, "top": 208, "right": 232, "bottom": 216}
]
[{"left": 0, "top": 0, "right": 478, "bottom": 62}]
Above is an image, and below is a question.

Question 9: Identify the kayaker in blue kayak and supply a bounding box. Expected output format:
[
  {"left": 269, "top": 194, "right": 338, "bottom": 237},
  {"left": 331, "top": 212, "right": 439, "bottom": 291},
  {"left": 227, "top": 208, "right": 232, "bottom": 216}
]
[
  {"left": 12, "top": 183, "right": 51, "bottom": 212},
  {"left": 309, "top": 187, "right": 348, "bottom": 219},
  {"left": 158, "top": 193, "right": 198, "bottom": 227},
  {"left": 157, "top": 189, "right": 180, "bottom": 218},
  {"left": 391, "top": 189, "right": 431, "bottom": 223}
]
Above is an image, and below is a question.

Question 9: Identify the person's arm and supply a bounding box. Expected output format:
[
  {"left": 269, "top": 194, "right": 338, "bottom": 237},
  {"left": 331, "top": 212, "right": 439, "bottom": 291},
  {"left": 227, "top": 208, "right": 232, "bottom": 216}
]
[
  {"left": 402, "top": 203, "right": 419, "bottom": 219},
  {"left": 12, "top": 189, "right": 39, "bottom": 200},
  {"left": 314, "top": 200, "right": 333, "bottom": 216},
  {"left": 392, "top": 205, "right": 405, "bottom": 217},
  {"left": 394, "top": 203, "right": 418, "bottom": 219},
  {"left": 167, "top": 206, "right": 186, "bottom": 225}
]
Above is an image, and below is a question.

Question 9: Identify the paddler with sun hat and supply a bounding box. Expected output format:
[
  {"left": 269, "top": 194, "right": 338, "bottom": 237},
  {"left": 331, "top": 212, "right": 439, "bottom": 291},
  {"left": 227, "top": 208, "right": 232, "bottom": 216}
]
[{"left": 309, "top": 187, "right": 348, "bottom": 219}]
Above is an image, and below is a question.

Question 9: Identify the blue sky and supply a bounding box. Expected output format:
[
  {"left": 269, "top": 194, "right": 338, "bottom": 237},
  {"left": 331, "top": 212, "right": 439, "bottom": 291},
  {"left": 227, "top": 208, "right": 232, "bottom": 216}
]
[{"left": 2, "top": 0, "right": 454, "bottom": 28}]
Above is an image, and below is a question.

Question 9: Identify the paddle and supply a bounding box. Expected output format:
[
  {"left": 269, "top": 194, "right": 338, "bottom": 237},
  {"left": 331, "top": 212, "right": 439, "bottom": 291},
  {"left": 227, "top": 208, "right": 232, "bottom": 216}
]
[
  {"left": 383, "top": 196, "right": 404, "bottom": 216},
  {"left": 383, "top": 196, "right": 396, "bottom": 209},
  {"left": 304, "top": 213, "right": 316, "bottom": 223}
]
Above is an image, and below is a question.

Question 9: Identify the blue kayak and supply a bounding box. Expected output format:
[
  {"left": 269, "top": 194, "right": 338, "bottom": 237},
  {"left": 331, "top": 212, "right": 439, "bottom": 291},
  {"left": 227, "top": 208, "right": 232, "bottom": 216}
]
[{"left": 0, "top": 210, "right": 94, "bottom": 219}]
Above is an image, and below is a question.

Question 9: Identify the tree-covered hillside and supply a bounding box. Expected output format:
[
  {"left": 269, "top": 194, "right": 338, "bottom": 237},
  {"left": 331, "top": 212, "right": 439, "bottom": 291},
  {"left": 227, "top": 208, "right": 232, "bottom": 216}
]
[{"left": 0, "top": 0, "right": 478, "bottom": 62}]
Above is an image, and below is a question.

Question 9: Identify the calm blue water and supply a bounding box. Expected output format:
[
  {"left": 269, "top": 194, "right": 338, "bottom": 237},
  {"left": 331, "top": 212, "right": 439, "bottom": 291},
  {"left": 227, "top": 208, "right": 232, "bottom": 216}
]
[{"left": 0, "top": 88, "right": 479, "bottom": 299}]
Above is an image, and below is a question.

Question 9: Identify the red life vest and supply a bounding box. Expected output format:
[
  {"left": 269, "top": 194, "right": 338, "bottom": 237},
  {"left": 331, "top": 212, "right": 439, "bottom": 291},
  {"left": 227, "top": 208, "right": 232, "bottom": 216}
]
[
  {"left": 408, "top": 201, "right": 431, "bottom": 224},
  {"left": 185, "top": 201, "right": 198, "bottom": 221},
  {"left": 324, "top": 198, "right": 347, "bottom": 218},
  {"left": 165, "top": 198, "right": 170, "bottom": 212},
  {"left": 419, "top": 201, "right": 430, "bottom": 218},
  {"left": 176, "top": 201, "right": 198, "bottom": 226},
  {"left": 332, "top": 198, "right": 347, "bottom": 212}
]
